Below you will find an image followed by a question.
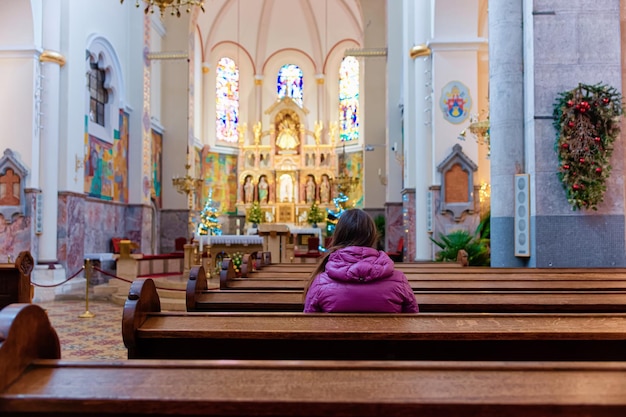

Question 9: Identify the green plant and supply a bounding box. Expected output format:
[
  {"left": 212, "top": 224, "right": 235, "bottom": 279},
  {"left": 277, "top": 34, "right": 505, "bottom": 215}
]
[
  {"left": 307, "top": 202, "right": 326, "bottom": 226},
  {"left": 430, "top": 227, "right": 490, "bottom": 266},
  {"left": 553, "top": 83, "right": 623, "bottom": 210},
  {"left": 475, "top": 210, "right": 490, "bottom": 241},
  {"left": 247, "top": 202, "right": 264, "bottom": 225}
]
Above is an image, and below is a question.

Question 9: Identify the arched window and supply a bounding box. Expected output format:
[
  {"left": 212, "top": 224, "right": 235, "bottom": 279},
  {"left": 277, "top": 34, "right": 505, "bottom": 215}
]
[
  {"left": 277, "top": 64, "right": 303, "bottom": 106},
  {"left": 88, "top": 62, "right": 108, "bottom": 127},
  {"left": 216, "top": 57, "right": 239, "bottom": 143},
  {"left": 339, "top": 56, "right": 359, "bottom": 142}
]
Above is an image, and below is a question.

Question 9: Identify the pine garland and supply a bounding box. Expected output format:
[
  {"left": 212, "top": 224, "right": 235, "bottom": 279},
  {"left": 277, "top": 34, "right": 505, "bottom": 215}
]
[{"left": 553, "top": 83, "right": 623, "bottom": 210}]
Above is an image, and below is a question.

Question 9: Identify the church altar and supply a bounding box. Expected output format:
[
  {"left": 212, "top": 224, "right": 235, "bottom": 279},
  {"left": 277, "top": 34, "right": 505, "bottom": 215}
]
[
  {"left": 196, "top": 234, "right": 263, "bottom": 251},
  {"left": 288, "top": 226, "right": 323, "bottom": 245},
  {"left": 195, "top": 234, "right": 264, "bottom": 275}
]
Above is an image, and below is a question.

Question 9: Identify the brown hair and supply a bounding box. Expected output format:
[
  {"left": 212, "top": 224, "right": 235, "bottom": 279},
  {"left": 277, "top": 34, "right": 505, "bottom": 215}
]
[{"left": 303, "top": 209, "right": 378, "bottom": 298}]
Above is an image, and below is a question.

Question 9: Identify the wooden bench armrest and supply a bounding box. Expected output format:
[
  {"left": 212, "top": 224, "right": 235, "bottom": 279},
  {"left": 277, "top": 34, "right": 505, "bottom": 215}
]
[
  {"left": 0, "top": 303, "right": 60, "bottom": 391},
  {"left": 220, "top": 258, "right": 236, "bottom": 289},
  {"left": 122, "top": 278, "right": 161, "bottom": 357},
  {"left": 241, "top": 252, "right": 259, "bottom": 277},
  {"left": 186, "top": 265, "right": 208, "bottom": 311}
]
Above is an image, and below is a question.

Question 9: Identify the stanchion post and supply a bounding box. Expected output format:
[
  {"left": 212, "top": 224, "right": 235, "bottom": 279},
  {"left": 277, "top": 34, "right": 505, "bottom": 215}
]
[{"left": 79, "top": 259, "right": 95, "bottom": 318}]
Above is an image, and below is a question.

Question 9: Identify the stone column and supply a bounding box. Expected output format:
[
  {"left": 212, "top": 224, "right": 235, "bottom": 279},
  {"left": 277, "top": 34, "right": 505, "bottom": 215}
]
[
  {"left": 37, "top": 0, "right": 63, "bottom": 264},
  {"left": 489, "top": 0, "right": 525, "bottom": 266},
  {"left": 403, "top": 0, "right": 433, "bottom": 260}
]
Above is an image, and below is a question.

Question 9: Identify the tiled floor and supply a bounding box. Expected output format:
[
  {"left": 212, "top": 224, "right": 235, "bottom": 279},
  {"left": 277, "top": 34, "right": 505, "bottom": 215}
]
[{"left": 36, "top": 299, "right": 127, "bottom": 360}]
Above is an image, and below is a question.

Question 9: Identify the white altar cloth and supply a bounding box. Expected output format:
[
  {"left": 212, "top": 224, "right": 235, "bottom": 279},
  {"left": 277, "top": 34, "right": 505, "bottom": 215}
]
[{"left": 196, "top": 234, "right": 263, "bottom": 251}]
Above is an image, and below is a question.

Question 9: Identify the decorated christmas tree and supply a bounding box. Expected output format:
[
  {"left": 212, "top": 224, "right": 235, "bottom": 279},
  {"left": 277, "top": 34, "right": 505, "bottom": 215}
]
[
  {"left": 247, "top": 201, "right": 264, "bottom": 226},
  {"left": 197, "top": 189, "right": 222, "bottom": 236},
  {"left": 307, "top": 201, "right": 326, "bottom": 227}
]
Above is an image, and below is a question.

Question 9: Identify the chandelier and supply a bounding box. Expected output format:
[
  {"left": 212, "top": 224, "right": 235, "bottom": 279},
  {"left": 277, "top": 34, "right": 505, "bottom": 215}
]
[{"left": 121, "top": 0, "right": 205, "bottom": 17}]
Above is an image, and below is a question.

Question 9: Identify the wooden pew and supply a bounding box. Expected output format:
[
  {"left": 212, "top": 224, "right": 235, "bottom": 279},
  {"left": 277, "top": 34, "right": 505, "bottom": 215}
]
[
  {"left": 195, "top": 259, "right": 626, "bottom": 313},
  {"left": 0, "top": 251, "right": 33, "bottom": 310},
  {"left": 3, "top": 304, "right": 626, "bottom": 416},
  {"left": 191, "top": 263, "right": 626, "bottom": 313},
  {"left": 141, "top": 278, "right": 626, "bottom": 361},
  {"left": 190, "top": 288, "right": 626, "bottom": 313},
  {"left": 219, "top": 258, "right": 626, "bottom": 292}
]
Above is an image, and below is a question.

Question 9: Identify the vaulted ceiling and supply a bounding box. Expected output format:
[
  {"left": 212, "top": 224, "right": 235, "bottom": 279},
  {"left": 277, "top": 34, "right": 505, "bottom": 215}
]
[{"left": 195, "top": 0, "right": 364, "bottom": 73}]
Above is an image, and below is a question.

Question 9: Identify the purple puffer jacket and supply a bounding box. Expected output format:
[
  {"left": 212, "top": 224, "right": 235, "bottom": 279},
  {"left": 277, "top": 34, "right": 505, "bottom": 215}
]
[{"left": 304, "top": 246, "right": 419, "bottom": 313}]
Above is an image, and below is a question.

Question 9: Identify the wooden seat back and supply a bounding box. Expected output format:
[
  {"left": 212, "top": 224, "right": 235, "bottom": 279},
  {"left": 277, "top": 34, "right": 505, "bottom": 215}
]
[
  {"left": 3, "top": 307, "right": 626, "bottom": 417},
  {"left": 0, "top": 251, "right": 33, "bottom": 310}
]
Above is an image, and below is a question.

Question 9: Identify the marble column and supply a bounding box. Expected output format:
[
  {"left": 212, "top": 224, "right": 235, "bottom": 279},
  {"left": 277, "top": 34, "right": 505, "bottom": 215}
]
[{"left": 489, "top": 0, "right": 525, "bottom": 266}]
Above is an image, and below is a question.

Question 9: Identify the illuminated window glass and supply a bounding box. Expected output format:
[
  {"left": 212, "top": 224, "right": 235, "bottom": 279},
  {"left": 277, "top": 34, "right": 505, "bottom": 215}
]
[
  {"left": 339, "top": 56, "right": 359, "bottom": 142},
  {"left": 216, "top": 57, "right": 239, "bottom": 143},
  {"left": 277, "top": 64, "right": 303, "bottom": 106}
]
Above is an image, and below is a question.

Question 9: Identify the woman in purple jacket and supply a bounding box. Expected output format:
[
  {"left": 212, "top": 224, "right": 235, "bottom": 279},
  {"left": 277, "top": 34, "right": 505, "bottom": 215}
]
[{"left": 303, "top": 208, "right": 419, "bottom": 313}]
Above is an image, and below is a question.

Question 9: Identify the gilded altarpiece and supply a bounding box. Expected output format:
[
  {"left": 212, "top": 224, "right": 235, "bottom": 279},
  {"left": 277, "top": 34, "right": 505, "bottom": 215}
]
[{"left": 236, "top": 97, "right": 339, "bottom": 225}]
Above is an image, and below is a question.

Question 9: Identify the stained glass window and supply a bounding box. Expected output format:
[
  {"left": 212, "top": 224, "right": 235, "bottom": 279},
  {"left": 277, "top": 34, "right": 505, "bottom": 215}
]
[
  {"left": 277, "top": 64, "right": 303, "bottom": 106},
  {"left": 339, "top": 56, "right": 359, "bottom": 142},
  {"left": 216, "top": 57, "right": 239, "bottom": 143}
]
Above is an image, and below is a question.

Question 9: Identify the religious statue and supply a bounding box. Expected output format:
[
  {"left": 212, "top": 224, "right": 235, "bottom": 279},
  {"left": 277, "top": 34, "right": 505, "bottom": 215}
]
[
  {"left": 243, "top": 175, "right": 254, "bottom": 203},
  {"left": 314, "top": 120, "right": 323, "bottom": 145},
  {"left": 305, "top": 175, "right": 316, "bottom": 204},
  {"left": 320, "top": 174, "right": 331, "bottom": 204},
  {"left": 276, "top": 115, "right": 299, "bottom": 151},
  {"left": 260, "top": 152, "right": 270, "bottom": 168},
  {"left": 253, "top": 121, "right": 262, "bottom": 145},
  {"left": 237, "top": 123, "right": 247, "bottom": 144},
  {"left": 328, "top": 121, "right": 338, "bottom": 145},
  {"left": 279, "top": 173, "right": 294, "bottom": 203},
  {"left": 258, "top": 176, "right": 269, "bottom": 204}
]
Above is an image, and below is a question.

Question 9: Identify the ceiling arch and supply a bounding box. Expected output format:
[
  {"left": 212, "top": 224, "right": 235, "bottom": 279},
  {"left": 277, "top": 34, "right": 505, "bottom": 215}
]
[{"left": 196, "top": 0, "right": 363, "bottom": 75}]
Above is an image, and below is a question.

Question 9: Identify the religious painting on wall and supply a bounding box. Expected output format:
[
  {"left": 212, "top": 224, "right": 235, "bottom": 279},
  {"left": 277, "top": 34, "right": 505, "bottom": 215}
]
[
  {"left": 343, "top": 151, "right": 363, "bottom": 207},
  {"left": 83, "top": 110, "right": 129, "bottom": 202},
  {"left": 151, "top": 129, "right": 163, "bottom": 208},
  {"left": 202, "top": 150, "right": 238, "bottom": 215},
  {"left": 439, "top": 81, "right": 472, "bottom": 124},
  {"left": 114, "top": 110, "right": 129, "bottom": 203}
]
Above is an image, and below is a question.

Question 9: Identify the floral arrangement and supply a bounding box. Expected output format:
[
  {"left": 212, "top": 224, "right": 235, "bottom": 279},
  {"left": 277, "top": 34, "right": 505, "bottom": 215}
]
[
  {"left": 231, "top": 251, "right": 244, "bottom": 276},
  {"left": 553, "top": 83, "right": 623, "bottom": 210}
]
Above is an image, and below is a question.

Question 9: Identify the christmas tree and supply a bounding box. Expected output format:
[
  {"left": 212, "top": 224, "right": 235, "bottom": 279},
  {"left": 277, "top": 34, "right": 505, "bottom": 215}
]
[
  {"left": 307, "top": 201, "right": 326, "bottom": 227},
  {"left": 247, "top": 201, "right": 264, "bottom": 226},
  {"left": 197, "top": 189, "right": 222, "bottom": 236}
]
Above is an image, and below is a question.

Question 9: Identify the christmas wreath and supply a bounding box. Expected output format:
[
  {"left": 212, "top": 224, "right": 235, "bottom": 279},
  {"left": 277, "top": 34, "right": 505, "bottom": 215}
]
[{"left": 553, "top": 83, "right": 623, "bottom": 210}]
